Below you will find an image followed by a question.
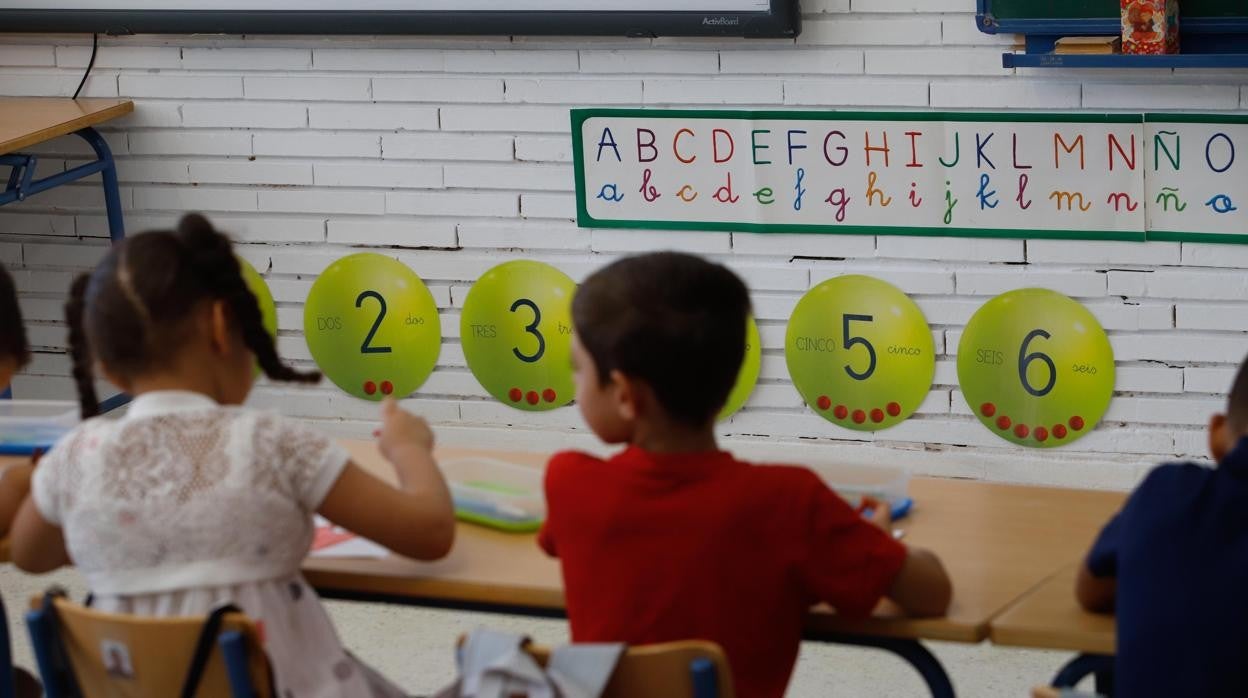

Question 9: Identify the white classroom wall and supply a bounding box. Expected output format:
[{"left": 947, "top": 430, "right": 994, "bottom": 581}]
[{"left": 0, "top": 0, "right": 1245, "bottom": 490}]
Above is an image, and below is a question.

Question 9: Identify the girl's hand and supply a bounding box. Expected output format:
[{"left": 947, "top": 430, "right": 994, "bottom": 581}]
[{"left": 376, "top": 398, "right": 434, "bottom": 462}]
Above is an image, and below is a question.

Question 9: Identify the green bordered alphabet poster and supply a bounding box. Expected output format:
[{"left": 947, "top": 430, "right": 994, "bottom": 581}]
[{"left": 571, "top": 109, "right": 1248, "bottom": 245}]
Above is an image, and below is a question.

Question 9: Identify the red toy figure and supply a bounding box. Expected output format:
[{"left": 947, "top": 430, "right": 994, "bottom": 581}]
[{"left": 1122, "top": 0, "right": 1180, "bottom": 55}]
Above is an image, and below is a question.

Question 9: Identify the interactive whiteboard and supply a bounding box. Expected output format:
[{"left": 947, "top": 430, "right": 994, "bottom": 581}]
[{"left": 1, "top": 0, "right": 799, "bottom": 37}]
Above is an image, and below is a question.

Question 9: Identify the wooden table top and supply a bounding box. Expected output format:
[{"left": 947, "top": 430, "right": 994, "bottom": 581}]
[
  {"left": 0, "top": 98, "right": 133, "bottom": 155},
  {"left": 304, "top": 441, "right": 1127, "bottom": 644},
  {"left": 990, "top": 564, "right": 1116, "bottom": 655}
]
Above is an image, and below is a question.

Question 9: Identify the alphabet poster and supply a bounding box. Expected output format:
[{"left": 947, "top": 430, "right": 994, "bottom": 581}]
[{"left": 572, "top": 109, "right": 1248, "bottom": 244}]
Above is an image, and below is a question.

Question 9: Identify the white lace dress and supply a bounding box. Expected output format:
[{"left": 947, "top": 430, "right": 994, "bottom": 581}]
[{"left": 32, "top": 390, "right": 404, "bottom": 698}]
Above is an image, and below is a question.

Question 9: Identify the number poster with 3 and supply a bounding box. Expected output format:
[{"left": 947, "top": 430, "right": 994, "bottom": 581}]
[
  {"left": 304, "top": 253, "right": 442, "bottom": 401},
  {"left": 957, "top": 289, "right": 1115, "bottom": 448},
  {"left": 460, "top": 260, "right": 576, "bottom": 412}
]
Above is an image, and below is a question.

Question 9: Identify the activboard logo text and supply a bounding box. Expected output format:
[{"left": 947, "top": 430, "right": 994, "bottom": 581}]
[{"left": 702, "top": 15, "right": 741, "bottom": 25}]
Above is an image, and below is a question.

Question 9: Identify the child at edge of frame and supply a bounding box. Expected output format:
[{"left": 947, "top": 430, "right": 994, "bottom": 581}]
[
  {"left": 9, "top": 213, "right": 456, "bottom": 698},
  {"left": 1076, "top": 352, "right": 1248, "bottom": 698}
]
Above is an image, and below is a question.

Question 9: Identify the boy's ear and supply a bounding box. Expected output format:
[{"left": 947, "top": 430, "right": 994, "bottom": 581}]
[
  {"left": 608, "top": 369, "right": 639, "bottom": 422},
  {"left": 1209, "top": 413, "right": 1232, "bottom": 462}
]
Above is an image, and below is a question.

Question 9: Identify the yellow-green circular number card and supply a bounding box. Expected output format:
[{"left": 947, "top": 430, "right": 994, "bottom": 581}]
[
  {"left": 786, "top": 275, "right": 934, "bottom": 431},
  {"left": 461, "top": 260, "right": 576, "bottom": 412},
  {"left": 239, "top": 257, "right": 277, "bottom": 341},
  {"left": 718, "top": 316, "right": 761, "bottom": 421},
  {"left": 957, "top": 288, "right": 1114, "bottom": 448},
  {"left": 303, "top": 253, "right": 441, "bottom": 401},
  {"left": 239, "top": 257, "right": 277, "bottom": 376}
]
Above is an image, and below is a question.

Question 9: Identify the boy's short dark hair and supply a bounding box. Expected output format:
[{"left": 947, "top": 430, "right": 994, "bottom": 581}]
[
  {"left": 1228, "top": 355, "right": 1248, "bottom": 435},
  {"left": 0, "top": 264, "right": 30, "bottom": 368},
  {"left": 572, "top": 252, "right": 751, "bottom": 426}
]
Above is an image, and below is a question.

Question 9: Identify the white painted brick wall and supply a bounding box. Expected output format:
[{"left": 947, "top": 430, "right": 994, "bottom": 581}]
[{"left": 3, "top": 5, "right": 1247, "bottom": 489}]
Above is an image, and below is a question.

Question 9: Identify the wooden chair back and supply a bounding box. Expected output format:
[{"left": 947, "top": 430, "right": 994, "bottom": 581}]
[
  {"left": 27, "top": 596, "right": 271, "bottom": 698},
  {"left": 526, "top": 640, "right": 734, "bottom": 698}
]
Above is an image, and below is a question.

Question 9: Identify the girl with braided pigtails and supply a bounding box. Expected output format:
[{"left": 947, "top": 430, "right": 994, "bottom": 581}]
[{"left": 10, "top": 213, "right": 454, "bottom": 698}]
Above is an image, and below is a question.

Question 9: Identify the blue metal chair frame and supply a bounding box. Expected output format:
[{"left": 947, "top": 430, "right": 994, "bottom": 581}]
[
  {"left": 688, "top": 656, "right": 719, "bottom": 698},
  {"left": 1052, "top": 653, "right": 1115, "bottom": 697},
  {"left": 0, "top": 596, "right": 16, "bottom": 698},
  {"left": 27, "top": 604, "right": 261, "bottom": 698},
  {"left": 0, "top": 126, "right": 125, "bottom": 243}
]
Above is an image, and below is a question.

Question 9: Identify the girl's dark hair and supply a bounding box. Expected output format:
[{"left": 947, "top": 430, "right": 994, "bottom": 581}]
[
  {"left": 0, "top": 264, "right": 31, "bottom": 371},
  {"left": 66, "top": 213, "right": 319, "bottom": 418},
  {"left": 572, "top": 252, "right": 751, "bottom": 427}
]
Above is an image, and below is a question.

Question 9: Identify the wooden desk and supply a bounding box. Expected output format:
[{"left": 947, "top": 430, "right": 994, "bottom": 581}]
[
  {"left": 991, "top": 564, "right": 1115, "bottom": 656},
  {"left": 0, "top": 98, "right": 133, "bottom": 242},
  {"left": 0, "top": 99, "right": 132, "bottom": 155},
  {"left": 306, "top": 441, "right": 1125, "bottom": 643}
]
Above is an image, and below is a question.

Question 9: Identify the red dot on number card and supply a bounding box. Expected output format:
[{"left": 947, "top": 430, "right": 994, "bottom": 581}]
[
  {"left": 509, "top": 388, "right": 523, "bottom": 402},
  {"left": 542, "top": 388, "right": 557, "bottom": 403},
  {"left": 380, "top": 381, "right": 394, "bottom": 396},
  {"left": 887, "top": 402, "right": 902, "bottom": 417},
  {"left": 1014, "top": 424, "right": 1030, "bottom": 439},
  {"left": 833, "top": 405, "right": 849, "bottom": 420},
  {"left": 980, "top": 402, "right": 996, "bottom": 417},
  {"left": 816, "top": 395, "right": 832, "bottom": 411},
  {"left": 1069, "top": 415, "right": 1086, "bottom": 431},
  {"left": 1054, "top": 424, "right": 1068, "bottom": 439},
  {"left": 363, "top": 381, "right": 377, "bottom": 396},
  {"left": 526, "top": 390, "right": 540, "bottom": 405},
  {"left": 1034, "top": 426, "right": 1049, "bottom": 443},
  {"left": 996, "top": 415, "right": 1012, "bottom": 430},
  {"left": 852, "top": 409, "right": 867, "bottom": 424},
  {"left": 870, "top": 408, "right": 885, "bottom": 423}
]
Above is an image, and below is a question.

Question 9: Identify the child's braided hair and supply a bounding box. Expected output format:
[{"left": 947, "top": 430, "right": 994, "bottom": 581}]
[{"left": 66, "top": 213, "right": 319, "bottom": 418}]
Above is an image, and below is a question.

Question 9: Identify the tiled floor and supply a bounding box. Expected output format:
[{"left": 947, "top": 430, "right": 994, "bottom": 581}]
[{"left": 0, "top": 565, "right": 1081, "bottom": 697}]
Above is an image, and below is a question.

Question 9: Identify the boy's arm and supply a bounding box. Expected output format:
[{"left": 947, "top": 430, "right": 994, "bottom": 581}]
[
  {"left": 887, "top": 547, "right": 953, "bottom": 618},
  {"left": 1076, "top": 511, "right": 1122, "bottom": 614},
  {"left": 1076, "top": 562, "right": 1117, "bottom": 613},
  {"left": 861, "top": 496, "right": 951, "bottom": 617}
]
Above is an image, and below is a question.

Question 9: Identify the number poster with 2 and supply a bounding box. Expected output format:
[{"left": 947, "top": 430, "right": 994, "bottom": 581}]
[
  {"left": 574, "top": 109, "right": 1248, "bottom": 244},
  {"left": 304, "top": 253, "right": 442, "bottom": 401}
]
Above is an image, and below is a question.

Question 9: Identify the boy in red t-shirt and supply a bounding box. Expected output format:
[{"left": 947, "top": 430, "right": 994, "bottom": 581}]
[{"left": 539, "top": 252, "right": 952, "bottom": 698}]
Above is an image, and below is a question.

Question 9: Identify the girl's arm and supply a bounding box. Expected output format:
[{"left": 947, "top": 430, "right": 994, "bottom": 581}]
[
  {"left": 317, "top": 399, "right": 455, "bottom": 561},
  {"left": 10, "top": 496, "right": 70, "bottom": 573},
  {"left": 0, "top": 461, "right": 34, "bottom": 538}
]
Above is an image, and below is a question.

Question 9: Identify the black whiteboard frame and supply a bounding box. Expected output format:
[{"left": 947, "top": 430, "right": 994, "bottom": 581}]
[{"left": 1, "top": 1, "right": 801, "bottom": 38}]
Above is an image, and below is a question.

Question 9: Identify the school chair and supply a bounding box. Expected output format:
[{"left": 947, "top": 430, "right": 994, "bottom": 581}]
[
  {"left": 525, "top": 639, "right": 734, "bottom": 698},
  {"left": 0, "top": 594, "right": 18, "bottom": 698},
  {"left": 25, "top": 593, "right": 272, "bottom": 698}
]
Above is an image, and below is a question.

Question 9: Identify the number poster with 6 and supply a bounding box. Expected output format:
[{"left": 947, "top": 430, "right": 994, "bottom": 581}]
[{"left": 957, "top": 289, "right": 1115, "bottom": 448}]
